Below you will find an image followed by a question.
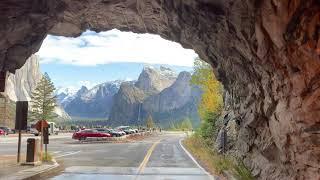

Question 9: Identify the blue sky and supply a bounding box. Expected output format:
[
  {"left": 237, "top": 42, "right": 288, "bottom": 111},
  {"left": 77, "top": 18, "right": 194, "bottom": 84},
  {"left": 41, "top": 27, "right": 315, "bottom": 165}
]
[{"left": 37, "top": 29, "right": 197, "bottom": 91}]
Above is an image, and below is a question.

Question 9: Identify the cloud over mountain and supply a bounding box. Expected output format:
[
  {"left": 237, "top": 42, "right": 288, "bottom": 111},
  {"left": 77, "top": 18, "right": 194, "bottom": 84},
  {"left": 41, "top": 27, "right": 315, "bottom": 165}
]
[{"left": 38, "top": 29, "right": 197, "bottom": 67}]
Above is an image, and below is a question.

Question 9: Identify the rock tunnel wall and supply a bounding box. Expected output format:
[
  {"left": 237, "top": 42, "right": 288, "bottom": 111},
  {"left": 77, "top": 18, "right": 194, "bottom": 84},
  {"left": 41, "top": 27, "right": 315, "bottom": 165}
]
[{"left": 0, "top": 0, "right": 319, "bottom": 179}]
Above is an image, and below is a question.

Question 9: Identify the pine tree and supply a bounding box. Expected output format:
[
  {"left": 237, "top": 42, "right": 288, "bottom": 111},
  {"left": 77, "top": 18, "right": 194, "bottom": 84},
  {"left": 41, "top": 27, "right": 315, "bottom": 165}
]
[
  {"left": 30, "top": 73, "right": 57, "bottom": 122},
  {"left": 146, "top": 114, "right": 155, "bottom": 129}
]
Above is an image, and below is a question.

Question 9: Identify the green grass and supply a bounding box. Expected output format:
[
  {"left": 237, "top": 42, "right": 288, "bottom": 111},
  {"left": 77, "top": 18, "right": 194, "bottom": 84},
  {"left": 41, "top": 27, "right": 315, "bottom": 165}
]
[
  {"left": 38, "top": 152, "right": 53, "bottom": 162},
  {"left": 183, "top": 135, "right": 254, "bottom": 180},
  {"left": 43, "top": 152, "right": 53, "bottom": 162}
]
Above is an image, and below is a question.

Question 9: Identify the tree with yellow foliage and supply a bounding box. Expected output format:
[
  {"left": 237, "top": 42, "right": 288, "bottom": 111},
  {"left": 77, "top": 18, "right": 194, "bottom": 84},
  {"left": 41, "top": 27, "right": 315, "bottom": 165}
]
[{"left": 191, "top": 57, "right": 223, "bottom": 120}]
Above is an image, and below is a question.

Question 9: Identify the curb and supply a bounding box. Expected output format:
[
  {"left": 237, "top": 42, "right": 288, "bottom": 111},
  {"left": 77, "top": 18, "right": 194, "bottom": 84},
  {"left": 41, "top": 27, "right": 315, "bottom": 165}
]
[
  {"left": 22, "top": 159, "right": 61, "bottom": 180},
  {"left": 3, "top": 159, "right": 61, "bottom": 180},
  {"left": 179, "top": 138, "right": 216, "bottom": 180}
]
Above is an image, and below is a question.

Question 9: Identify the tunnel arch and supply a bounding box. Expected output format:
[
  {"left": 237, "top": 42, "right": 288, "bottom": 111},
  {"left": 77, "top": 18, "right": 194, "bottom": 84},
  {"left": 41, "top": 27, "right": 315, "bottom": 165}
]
[{"left": 1, "top": 0, "right": 320, "bottom": 179}]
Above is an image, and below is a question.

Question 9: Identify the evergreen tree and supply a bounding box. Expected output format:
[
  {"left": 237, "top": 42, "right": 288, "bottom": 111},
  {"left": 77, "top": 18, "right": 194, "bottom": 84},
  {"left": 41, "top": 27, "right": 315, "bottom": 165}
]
[
  {"left": 146, "top": 114, "right": 155, "bottom": 129},
  {"left": 30, "top": 73, "right": 57, "bottom": 122}
]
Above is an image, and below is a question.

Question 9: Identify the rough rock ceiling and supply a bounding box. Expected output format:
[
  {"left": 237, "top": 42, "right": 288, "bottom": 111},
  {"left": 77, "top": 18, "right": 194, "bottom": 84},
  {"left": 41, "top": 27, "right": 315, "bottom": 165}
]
[{"left": 0, "top": 0, "right": 319, "bottom": 179}]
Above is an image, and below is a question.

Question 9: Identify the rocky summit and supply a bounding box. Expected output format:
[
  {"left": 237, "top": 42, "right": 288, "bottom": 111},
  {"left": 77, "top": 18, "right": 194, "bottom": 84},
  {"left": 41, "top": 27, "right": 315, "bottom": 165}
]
[
  {"left": 109, "top": 67, "right": 201, "bottom": 127},
  {"left": 135, "top": 66, "right": 177, "bottom": 95},
  {"left": 5, "top": 55, "right": 70, "bottom": 121},
  {"left": 58, "top": 66, "right": 201, "bottom": 127},
  {"left": 141, "top": 71, "right": 202, "bottom": 127}
]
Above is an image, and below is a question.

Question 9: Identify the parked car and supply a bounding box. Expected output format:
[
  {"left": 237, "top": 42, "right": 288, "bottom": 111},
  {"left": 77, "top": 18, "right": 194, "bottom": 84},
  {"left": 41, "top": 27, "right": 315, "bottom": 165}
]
[
  {"left": 95, "top": 128, "right": 122, "bottom": 137},
  {"left": 0, "top": 126, "right": 15, "bottom": 135},
  {"left": 107, "top": 129, "right": 124, "bottom": 137},
  {"left": 0, "top": 129, "right": 6, "bottom": 136},
  {"left": 95, "top": 128, "right": 121, "bottom": 137},
  {"left": 72, "top": 129, "right": 111, "bottom": 141},
  {"left": 125, "top": 129, "right": 136, "bottom": 134},
  {"left": 116, "top": 126, "right": 136, "bottom": 134},
  {"left": 115, "top": 129, "right": 126, "bottom": 136}
]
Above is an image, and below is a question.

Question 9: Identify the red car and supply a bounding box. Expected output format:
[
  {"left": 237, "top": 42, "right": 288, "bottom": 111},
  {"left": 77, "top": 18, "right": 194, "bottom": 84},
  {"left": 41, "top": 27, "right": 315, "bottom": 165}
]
[
  {"left": 0, "top": 129, "right": 5, "bottom": 136},
  {"left": 72, "top": 129, "right": 111, "bottom": 140}
]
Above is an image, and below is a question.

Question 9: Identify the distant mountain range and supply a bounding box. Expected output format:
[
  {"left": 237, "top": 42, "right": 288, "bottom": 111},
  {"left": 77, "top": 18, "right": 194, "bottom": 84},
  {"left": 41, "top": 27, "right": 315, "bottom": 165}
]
[
  {"left": 109, "top": 67, "right": 201, "bottom": 127},
  {"left": 58, "top": 66, "right": 202, "bottom": 127},
  {"left": 58, "top": 81, "right": 123, "bottom": 118},
  {"left": 2, "top": 55, "right": 201, "bottom": 127}
]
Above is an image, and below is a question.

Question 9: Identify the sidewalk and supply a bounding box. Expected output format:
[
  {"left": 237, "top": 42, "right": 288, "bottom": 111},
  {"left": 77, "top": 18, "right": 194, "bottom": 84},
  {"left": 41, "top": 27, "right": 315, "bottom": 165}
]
[
  {"left": 0, "top": 155, "right": 60, "bottom": 180},
  {"left": 0, "top": 155, "right": 29, "bottom": 177}
]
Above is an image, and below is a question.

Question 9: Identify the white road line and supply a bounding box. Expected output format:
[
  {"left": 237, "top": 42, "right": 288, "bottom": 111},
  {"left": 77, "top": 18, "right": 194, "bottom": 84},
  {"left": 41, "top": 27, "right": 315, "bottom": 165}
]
[
  {"left": 0, "top": 141, "right": 16, "bottom": 144},
  {"left": 179, "top": 138, "right": 215, "bottom": 180},
  {"left": 55, "top": 151, "right": 81, "bottom": 158}
]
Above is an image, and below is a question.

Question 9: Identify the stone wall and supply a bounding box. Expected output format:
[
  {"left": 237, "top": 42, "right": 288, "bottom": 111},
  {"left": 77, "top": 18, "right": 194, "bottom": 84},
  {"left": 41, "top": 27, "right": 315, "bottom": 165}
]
[
  {"left": 0, "top": 95, "right": 16, "bottom": 128},
  {"left": 0, "top": 0, "right": 319, "bottom": 179}
]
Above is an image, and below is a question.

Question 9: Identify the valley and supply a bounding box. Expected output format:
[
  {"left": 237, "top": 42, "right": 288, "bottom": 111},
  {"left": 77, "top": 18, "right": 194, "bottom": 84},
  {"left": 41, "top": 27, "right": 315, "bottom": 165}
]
[
  {"left": 0, "top": 55, "right": 202, "bottom": 129},
  {"left": 58, "top": 66, "right": 202, "bottom": 128}
]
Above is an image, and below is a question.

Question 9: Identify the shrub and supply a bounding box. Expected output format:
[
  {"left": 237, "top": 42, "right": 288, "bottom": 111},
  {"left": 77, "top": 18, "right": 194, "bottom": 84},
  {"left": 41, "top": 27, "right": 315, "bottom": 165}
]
[
  {"left": 183, "top": 135, "right": 253, "bottom": 180},
  {"left": 196, "top": 112, "right": 220, "bottom": 145},
  {"left": 41, "top": 152, "right": 53, "bottom": 162}
]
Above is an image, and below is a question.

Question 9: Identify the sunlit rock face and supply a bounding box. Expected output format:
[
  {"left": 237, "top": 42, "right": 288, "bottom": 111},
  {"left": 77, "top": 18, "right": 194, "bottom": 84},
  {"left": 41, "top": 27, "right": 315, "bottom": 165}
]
[
  {"left": 6, "top": 55, "right": 42, "bottom": 101},
  {"left": 5, "top": 54, "right": 71, "bottom": 121},
  {"left": 0, "top": 0, "right": 319, "bottom": 179}
]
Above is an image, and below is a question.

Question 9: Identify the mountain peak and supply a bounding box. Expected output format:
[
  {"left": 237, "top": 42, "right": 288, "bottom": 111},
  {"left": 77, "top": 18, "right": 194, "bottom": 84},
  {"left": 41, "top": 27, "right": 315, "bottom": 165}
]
[
  {"left": 80, "top": 85, "right": 88, "bottom": 90},
  {"left": 135, "top": 65, "right": 177, "bottom": 95},
  {"left": 160, "top": 66, "right": 172, "bottom": 72},
  {"left": 177, "top": 71, "right": 191, "bottom": 80},
  {"left": 76, "top": 86, "right": 88, "bottom": 96},
  {"left": 143, "top": 65, "right": 156, "bottom": 71}
]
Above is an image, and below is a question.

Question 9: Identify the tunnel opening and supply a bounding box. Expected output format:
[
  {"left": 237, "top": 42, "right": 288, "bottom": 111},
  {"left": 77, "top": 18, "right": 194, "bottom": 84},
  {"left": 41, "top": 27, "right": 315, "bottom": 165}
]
[
  {"left": 0, "top": 0, "right": 319, "bottom": 179},
  {"left": 34, "top": 28, "right": 205, "bottom": 129}
]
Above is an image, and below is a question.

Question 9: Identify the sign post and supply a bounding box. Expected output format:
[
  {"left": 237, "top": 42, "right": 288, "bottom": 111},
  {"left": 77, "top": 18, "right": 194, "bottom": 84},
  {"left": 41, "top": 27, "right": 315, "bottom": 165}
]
[
  {"left": 17, "top": 129, "right": 21, "bottom": 163},
  {"left": 35, "top": 120, "right": 48, "bottom": 162},
  {"left": 43, "top": 127, "right": 49, "bottom": 160},
  {"left": 15, "top": 101, "right": 28, "bottom": 163}
]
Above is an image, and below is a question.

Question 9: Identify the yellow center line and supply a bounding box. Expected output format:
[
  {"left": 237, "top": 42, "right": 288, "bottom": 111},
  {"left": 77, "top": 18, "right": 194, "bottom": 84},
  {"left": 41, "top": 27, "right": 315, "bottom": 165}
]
[{"left": 136, "top": 139, "right": 161, "bottom": 176}]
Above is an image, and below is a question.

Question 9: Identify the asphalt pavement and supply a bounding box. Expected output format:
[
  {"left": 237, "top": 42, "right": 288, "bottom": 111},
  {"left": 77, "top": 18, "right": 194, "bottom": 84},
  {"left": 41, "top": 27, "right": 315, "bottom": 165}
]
[{"left": 0, "top": 132, "right": 214, "bottom": 180}]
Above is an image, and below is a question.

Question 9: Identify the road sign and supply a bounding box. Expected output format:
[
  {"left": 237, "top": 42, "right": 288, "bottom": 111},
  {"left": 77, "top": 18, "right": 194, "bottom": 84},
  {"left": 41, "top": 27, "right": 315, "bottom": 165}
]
[
  {"left": 43, "top": 127, "right": 49, "bottom": 144},
  {"left": 35, "top": 120, "right": 49, "bottom": 132},
  {"left": 15, "top": 101, "right": 28, "bottom": 130}
]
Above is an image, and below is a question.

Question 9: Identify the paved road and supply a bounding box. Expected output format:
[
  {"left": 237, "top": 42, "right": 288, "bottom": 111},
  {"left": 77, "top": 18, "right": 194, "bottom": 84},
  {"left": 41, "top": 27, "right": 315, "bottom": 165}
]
[{"left": 0, "top": 132, "right": 214, "bottom": 180}]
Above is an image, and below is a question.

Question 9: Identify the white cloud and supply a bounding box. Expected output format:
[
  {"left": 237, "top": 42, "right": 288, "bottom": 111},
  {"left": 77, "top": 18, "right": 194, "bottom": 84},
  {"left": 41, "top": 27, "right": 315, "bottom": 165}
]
[{"left": 37, "top": 29, "right": 197, "bottom": 67}]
